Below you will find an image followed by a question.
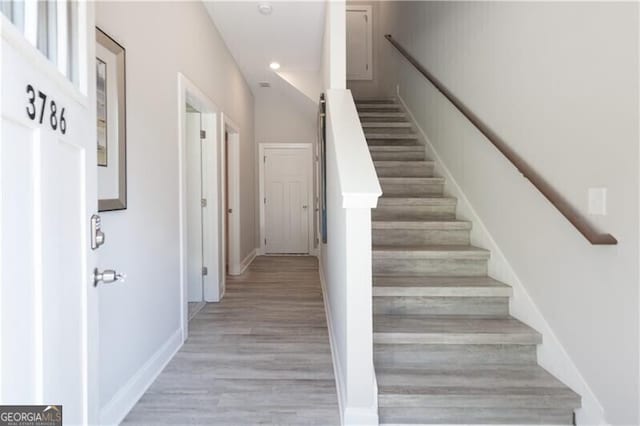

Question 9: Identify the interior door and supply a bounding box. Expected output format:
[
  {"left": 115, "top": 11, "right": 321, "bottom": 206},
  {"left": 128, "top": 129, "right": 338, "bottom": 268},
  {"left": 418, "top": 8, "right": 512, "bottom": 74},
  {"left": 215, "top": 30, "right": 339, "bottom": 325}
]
[
  {"left": 346, "top": 6, "right": 372, "bottom": 80},
  {"left": 1, "top": 2, "right": 98, "bottom": 424},
  {"left": 264, "top": 147, "right": 310, "bottom": 254},
  {"left": 186, "top": 110, "right": 204, "bottom": 302}
]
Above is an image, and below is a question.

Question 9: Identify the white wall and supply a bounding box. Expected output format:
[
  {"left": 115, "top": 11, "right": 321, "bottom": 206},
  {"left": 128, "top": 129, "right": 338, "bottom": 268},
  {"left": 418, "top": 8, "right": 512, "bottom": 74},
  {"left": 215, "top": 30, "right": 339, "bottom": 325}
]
[
  {"left": 321, "top": 0, "right": 347, "bottom": 91},
  {"left": 254, "top": 80, "right": 316, "bottom": 145},
  {"left": 95, "top": 1, "right": 256, "bottom": 421},
  {"left": 366, "top": 2, "right": 639, "bottom": 425}
]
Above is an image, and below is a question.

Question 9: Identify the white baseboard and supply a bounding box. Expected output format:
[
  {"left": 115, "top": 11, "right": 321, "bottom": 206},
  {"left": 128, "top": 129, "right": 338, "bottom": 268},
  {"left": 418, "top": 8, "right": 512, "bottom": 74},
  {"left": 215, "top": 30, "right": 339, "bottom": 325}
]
[
  {"left": 235, "top": 248, "right": 257, "bottom": 275},
  {"left": 397, "top": 93, "right": 607, "bottom": 426},
  {"left": 319, "top": 257, "right": 378, "bottom": 426},
  {"left": 319, "top": 261, "right": 346, "bottom": 425},
  {"left": 99, "top": 329, "right": 183, "bottom": 425}
]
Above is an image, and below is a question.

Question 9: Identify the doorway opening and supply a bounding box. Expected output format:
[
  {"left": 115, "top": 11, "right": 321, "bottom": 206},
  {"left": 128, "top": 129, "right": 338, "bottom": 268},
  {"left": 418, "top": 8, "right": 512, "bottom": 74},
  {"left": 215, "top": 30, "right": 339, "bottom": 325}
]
[
  {"left": 221, "top": 114, "right": 241, "bottom": 278},
  {"left": 178, "top": 73, "right": 221, "bottom": 340}
]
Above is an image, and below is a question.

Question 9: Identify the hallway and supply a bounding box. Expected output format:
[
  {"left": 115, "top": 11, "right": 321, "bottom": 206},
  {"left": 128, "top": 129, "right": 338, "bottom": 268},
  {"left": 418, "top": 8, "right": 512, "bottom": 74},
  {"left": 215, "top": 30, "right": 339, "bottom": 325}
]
[{"left": 123, "top": 256, "right": 340, "bottom": 425}]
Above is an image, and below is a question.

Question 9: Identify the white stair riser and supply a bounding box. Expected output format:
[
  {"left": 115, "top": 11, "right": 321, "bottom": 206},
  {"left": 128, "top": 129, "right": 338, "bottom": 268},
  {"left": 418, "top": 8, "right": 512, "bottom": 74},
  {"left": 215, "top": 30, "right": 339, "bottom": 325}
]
[{"left": 374, "top": 296, "right": 509, "bottom": 316}]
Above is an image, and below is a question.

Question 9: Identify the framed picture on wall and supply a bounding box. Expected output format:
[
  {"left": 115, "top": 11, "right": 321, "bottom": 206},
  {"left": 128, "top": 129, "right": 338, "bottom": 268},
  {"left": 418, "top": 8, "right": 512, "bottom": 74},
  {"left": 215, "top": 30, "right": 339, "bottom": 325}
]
[
  {"left": 318, "top": 93, "right": 327, "bottom": 243},
  {"left": 96, "top": 27, "right": 127, "bottom": 211}
]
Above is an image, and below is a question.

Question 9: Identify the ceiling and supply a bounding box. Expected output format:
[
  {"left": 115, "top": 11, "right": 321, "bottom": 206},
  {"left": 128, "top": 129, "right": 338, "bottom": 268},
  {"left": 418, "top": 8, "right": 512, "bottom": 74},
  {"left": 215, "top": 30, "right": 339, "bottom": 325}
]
[{"left": 204, "top": 1, "right": 326, "bottom": 91}]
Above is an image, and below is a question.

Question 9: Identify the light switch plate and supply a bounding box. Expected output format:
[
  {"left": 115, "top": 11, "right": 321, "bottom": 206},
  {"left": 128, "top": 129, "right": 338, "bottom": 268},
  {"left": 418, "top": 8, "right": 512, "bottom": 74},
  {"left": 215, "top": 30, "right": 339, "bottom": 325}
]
[{"left": 588, "top": 187, "right": 607, "bottom": 215}]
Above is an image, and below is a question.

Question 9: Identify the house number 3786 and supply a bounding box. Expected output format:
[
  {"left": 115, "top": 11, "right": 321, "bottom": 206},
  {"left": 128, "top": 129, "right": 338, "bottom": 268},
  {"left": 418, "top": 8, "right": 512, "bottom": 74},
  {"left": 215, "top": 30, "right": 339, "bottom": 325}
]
[{"left": 26, "top": 84, "right": 67, "bottom": 135}]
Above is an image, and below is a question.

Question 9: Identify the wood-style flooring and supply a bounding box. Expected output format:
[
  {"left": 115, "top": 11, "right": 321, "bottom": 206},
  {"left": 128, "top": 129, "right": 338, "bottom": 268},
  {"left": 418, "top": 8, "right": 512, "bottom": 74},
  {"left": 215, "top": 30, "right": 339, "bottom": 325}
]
[{"left": 123, "top": 256, "right": 340, "bottom": 425}]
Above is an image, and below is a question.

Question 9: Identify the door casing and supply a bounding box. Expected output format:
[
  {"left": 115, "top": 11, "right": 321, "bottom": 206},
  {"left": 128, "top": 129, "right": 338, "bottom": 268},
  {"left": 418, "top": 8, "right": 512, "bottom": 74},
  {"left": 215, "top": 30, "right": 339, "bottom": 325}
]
[{"left": 177, "top": 73, "right": 221, "bottom": 341}]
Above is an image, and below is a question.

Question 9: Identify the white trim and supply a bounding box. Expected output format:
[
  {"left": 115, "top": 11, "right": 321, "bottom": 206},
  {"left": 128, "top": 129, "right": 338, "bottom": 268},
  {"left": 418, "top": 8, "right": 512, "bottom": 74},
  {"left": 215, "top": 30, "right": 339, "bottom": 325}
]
[
  {"left": 258, "top": 143, "right": 314, "bottom": 255},
  {"left": 99, "top": 329, "right": 182, "bottom": 426},
  {"left": 238, "top": 248, "right": 257, "bottom": 275},
  {"left": 346, "top": 5, "right": 373, "bottom": 81},
  {"left": 177, "top": 73, "right": 221, "bottom": 340},
  {"left": 319, "top": 257, "right": 378, "bottom": 426},
  {"left": 397, "top": 92, "right": 607, "bottom": 426},
  {"left": 221, "top": 114, "right": 242, "bottom": 278},
  {"left": 319, "top": 262, "right": 345, "bottom": 426}
]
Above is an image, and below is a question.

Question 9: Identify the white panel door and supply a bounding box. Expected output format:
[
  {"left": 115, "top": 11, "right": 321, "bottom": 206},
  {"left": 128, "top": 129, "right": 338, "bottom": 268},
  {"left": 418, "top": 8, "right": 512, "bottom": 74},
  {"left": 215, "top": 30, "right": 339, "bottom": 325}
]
[
  {"left": 264, "top": 148, "right": 310, "bottom": 254},
  {"left": 186, "top": 111, "right": 203, "bottom": 302},
  {"left": 1, "top": 3, "right": 98, "bottom": 424},
  {"left": 346, "top": 6, "right": 372, "bottom": 80}
]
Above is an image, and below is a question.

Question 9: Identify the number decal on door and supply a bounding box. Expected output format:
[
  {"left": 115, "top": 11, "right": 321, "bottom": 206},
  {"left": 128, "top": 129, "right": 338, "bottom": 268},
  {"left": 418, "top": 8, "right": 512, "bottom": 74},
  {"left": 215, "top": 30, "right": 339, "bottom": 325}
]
[{"left": 26, "top": 85, "right": 67, "bottom": 135}]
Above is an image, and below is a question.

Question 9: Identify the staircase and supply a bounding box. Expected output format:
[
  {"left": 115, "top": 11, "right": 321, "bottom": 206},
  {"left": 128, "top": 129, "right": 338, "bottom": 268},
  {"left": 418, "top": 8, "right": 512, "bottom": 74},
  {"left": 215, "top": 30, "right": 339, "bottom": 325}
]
[{"left": 356, "top": 99, "right": 581, "bottom": 425}]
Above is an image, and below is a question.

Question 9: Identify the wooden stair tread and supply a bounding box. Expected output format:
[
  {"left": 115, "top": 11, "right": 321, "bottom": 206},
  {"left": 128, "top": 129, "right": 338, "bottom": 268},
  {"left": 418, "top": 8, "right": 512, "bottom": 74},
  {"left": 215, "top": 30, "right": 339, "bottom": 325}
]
[
  {"left": 373, "top": 314, "right": 541, "bottom": 344},
  {"left": 369, "top": 145, "right": 424, "bottom": 151},
  {"left": 374, "top": 276, "right": 510, "bottom": 290},
  {"left": 373, "top": 245, "right": 490, "bottom": 260},
  {"left": 362, "top": 122, "right": 412, "bottom": 128},
  {"left": 374, "top": 160, "right": 434, "bottom": 166},
  {"left": 372, "top": 220, "right": 471, "bottom": 230},
  {"left": 366, "top": 133, "right": 418, "bottom": 139},
  {"left": 358, "top": 111, "right": 406, "bottom": 117},
  {"left": 377, "top": 364, "right": 579, "bottom": 393},
  {"left": 379, "top": 177, "right": 444, "bottom": 183},
  {"left": 355, "top": 99, "right": 397, "bottom": 104},
  {"left": 377, "top": 196, "right": 456, "bottom": 205}
]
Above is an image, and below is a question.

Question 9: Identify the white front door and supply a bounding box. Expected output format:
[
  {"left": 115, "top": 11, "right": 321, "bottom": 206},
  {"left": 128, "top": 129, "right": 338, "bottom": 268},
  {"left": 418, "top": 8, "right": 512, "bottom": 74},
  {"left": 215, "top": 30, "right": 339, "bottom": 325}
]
[
  {"left": 1, "top": 2, "right": 98, "bottom": 424},
  {"left": 263, "top": 146, "right": 311, "bottom": 254}
]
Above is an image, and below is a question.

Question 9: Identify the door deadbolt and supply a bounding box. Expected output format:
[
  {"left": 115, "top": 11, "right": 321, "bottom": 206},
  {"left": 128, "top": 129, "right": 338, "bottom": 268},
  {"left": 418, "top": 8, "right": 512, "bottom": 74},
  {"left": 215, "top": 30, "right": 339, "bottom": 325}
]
[
  {"left": 90, "top": 214, "right": 105, "bottom": 250},
  {"left": 93, "top": 268, "right": 126, "bottom": 287}
]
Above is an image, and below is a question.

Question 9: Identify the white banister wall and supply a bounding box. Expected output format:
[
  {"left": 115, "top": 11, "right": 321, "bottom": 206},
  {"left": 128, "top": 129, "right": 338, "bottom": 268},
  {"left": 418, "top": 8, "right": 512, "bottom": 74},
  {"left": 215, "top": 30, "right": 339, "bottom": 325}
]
[{"left": 321, "top": 88, "right": 382, "bottom": 425}]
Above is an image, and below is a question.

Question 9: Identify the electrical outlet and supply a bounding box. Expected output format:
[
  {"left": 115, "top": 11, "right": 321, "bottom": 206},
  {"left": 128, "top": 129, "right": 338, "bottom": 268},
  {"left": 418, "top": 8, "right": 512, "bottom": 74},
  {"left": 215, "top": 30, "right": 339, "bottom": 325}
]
[{"left": 588, "top": 187, "right": 607, "bottom": 216}]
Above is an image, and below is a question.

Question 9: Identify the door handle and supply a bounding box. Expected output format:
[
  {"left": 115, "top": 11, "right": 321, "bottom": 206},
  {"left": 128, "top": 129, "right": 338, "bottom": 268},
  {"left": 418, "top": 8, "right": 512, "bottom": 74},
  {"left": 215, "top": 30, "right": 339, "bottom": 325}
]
[
  {"left": 93, "top": 268, "right": 126, "bottom": 287},
  {"left": 302, "top": 205, "right": 308, "bottom": 209}
]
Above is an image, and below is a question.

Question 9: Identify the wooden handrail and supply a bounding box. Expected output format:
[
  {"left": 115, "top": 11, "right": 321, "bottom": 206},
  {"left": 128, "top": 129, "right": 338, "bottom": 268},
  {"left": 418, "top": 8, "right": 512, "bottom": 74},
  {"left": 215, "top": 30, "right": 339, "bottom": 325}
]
[{"left": 385, "top": 34, "right": 617, "bottom": 245}]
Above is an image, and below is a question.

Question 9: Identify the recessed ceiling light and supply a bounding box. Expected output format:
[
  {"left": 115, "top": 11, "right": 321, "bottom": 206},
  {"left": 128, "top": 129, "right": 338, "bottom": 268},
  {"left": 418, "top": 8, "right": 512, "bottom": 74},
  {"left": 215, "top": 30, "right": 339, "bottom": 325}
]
[
  {"left": 269, "top": 62, "right": 280, "bottom": 70},
  {"left": 258, "top": 3, "right": 272, "bottom": 15}
]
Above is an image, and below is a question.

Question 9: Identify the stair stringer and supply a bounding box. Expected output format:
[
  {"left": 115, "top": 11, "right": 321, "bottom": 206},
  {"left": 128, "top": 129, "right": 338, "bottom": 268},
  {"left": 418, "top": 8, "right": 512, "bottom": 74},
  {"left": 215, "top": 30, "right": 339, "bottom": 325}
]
[{"left": 396, "top": 92, "right": 607, "bottom": 426}]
